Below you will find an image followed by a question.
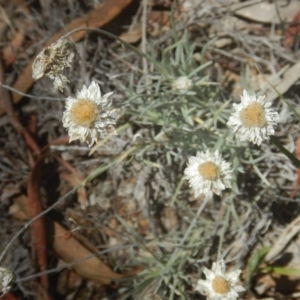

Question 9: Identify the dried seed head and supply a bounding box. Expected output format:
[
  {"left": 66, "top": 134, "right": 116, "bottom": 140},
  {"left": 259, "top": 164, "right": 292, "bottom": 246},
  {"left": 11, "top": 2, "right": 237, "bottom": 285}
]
[{"left": 32, "top": 38, "right": 77, "bottom": 91}]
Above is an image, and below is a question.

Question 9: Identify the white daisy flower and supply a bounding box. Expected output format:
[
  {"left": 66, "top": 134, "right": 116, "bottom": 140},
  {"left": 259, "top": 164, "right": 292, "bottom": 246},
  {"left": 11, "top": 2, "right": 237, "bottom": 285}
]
[
  {"left": 196, "top": 259, "right": 245, "bottom": 300},
  {"left": 227, "top": 90, "right": 279, "bottom": 146},
  {"left": 184, "top": 150, "right": 232, "bottom": 198},
  {"left": 62, "top": 81, "right": 118, "bottom": 147}
]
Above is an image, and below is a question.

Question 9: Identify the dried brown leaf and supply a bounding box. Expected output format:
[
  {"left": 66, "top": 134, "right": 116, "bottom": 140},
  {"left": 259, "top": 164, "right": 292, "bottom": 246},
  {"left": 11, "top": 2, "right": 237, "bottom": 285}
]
[
  {"left": 10, "top": 195, "right": 142, "bottom": 284},
  {"left": 52, "top": 222, "right": 124, "bottom": 285}
]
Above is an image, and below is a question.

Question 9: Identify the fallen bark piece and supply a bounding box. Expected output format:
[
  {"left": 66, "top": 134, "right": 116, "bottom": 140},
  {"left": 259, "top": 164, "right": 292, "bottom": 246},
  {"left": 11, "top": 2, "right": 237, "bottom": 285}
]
[{"left": 27, "top": 155, "right": 48, "bottom": 290}]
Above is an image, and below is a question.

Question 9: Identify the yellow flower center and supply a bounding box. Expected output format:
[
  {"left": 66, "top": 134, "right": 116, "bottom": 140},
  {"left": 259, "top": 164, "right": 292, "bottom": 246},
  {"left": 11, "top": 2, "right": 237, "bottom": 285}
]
[
  {"left": 212, "top": 276, "right": 230, "bottom": 295},
  {"left": 198, "top": 162, "right": 220, "bottom": 181},
  {"left": 70, "top": 98, "right": 98, "bottom": 127},
  {"left": 239, "top": 102, "right": 266, "bottom": 128}
]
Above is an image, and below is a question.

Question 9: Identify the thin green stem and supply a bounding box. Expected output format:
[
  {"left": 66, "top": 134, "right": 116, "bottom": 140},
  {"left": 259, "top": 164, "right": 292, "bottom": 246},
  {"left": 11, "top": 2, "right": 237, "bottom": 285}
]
[
  {"left": 154, "top": 196, "right": 211, "bottom": 293},
  {"left": 217, "top": 204, "right": 230, "bottom": 260}
]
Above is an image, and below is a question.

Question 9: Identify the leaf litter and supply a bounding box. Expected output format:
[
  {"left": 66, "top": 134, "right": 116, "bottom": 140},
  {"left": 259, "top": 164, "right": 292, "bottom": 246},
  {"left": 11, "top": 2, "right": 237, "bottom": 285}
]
[{"left": 1, "top": 0, "right": 300, "bottom": 299}]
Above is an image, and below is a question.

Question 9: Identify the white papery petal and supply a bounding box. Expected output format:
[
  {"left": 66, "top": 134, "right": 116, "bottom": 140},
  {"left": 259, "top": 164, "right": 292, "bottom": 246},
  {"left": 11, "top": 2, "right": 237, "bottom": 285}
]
[
  {"left": 195, "top": 259, "right": 244, "bottom": 300},
  {"left": 63, "top": 81, "right": 118, "bottom": 147},
  {"left": 184, "top": 150, "right": 232, "bottom": 198},
  {"left": 227, "top": 90, "right": 279, "bottom": 145}
]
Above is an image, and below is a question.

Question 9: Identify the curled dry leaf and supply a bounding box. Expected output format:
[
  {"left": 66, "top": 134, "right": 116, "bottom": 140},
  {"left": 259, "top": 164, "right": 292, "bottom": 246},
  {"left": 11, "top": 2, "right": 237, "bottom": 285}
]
[
  {"left": 52, "top": 222, "right": 130, "bottom": 284},
  {"left": 9, "top": 196, "right": 142, "bottom": 284}
]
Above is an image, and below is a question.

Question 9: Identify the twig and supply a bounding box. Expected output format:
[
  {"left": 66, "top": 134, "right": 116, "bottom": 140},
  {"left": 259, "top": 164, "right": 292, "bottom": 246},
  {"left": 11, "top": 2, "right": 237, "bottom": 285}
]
[
  {"left": 0, "top": 59, "right": 40, "bottom": 155},
  {"left": 0, "top": 83, "right": 64, "bottom": 100},
  {"left": 15, "top": 244, "right": 136, "bottom": 283}
]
